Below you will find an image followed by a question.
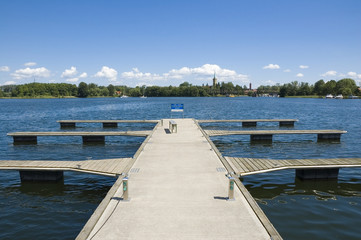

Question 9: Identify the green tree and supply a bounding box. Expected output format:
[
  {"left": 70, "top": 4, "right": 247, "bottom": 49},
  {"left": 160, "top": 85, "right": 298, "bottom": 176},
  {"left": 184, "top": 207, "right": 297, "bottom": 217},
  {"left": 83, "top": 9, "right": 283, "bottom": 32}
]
[
  {"left": 179, "top": 82, "right": 191, "bottom": 88},
  {"left": 107, "top": 84, "right": 115, "bottom": 96},
  {"left": 314, "top": 79, "right": 325, "bottom": 96},
  {"left": 324, "top": 80, "right": 337, "bottom": 95},
  {"left": 129, "top": 88, "right": 141, "bottom": 97},
  {"left": 336, "top": 78, "right": 358, "bottom": 96},
  {"left": 78, "top": 82, "right": 89, "bottom": 97},
  {"left": 279, "top": 86, "right": 287, "bottom": 97}
]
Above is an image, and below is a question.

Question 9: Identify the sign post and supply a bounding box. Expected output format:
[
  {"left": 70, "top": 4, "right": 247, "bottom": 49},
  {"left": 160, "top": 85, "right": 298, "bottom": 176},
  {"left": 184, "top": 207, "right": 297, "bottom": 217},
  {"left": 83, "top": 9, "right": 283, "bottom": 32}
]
[{"left": 170, "top": 104, "right": 184, "bottom": 118}]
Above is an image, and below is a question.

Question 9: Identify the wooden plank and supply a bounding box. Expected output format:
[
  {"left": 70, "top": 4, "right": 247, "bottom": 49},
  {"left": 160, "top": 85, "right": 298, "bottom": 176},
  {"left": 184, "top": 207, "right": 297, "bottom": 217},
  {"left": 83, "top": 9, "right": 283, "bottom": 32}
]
[
  {"left": 240, "top": 158, "right": 254, "bottom": 172},
  {"left": 259, "top": 159, "right": 274, "bottom": 169},
  {"left": 7, "top": 131, "right": 152, "bottom": 137},
  {"left": 231, "top": 157, "right": 246, "bottom": 173},
  {"left": 198, "top": 119, "right": 298, "bottom": 123},
  {"left": 236, "top": 158, "right": 252, "bottom": 173},
  {"left": 246, "top": 158, "right": 261, "bottom": 171},
  {"left": 58, "top": 120, "right": 159, "bottom": 123},
  {"left": 101, "top": 159, "right": 118, "bottom": 173},
  {"left": 112, "top": 159, "right": 129, "bottom": 174},
  {"left": 206, "top": 129, "right": 347, "bottom": 137},
  {"left": 253, "top": 158, "right": 269, "bottom": 171},
  {"left": 228, "top": 157, "right": 246, "bottom": 173}
]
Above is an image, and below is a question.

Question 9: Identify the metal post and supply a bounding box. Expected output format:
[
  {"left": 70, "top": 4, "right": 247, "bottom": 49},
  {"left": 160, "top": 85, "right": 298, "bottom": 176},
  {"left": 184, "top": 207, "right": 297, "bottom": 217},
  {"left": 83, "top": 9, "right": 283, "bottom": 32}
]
[
  {"left": 122, "top": 177, "right": 129, "bottom": 201},
  {"left": 227, "top": 175, "right": 235, "bottom": 201}
]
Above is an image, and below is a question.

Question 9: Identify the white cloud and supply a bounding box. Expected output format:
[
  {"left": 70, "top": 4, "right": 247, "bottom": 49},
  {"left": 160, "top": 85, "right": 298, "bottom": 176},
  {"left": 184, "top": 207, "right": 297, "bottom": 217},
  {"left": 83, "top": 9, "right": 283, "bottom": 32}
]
[
  {"left": 122, "top": 68, "right": 163, "bottom": 81},
  {"left": 296, "top": 73, "right": 304, "bottom": 77},
  {"left": 94, "top": 66, "right": 118, "bottom": 82},
  {"left": 61, "top": 66, "right": 78, "bottom": 78},
  {"left": 11, "top": 67, "right": 50, "bottom": 80},
  {"left": 347, "top": 72, "right": 361, "bottom": 79},
  {"left": 263, "top": 64, "right": 280, "bottom": 70},
  {"left": 66, "top": 78, "right": 79, "bottom": 82},
  {"left": 283, "top": 69, "right": 291, "bottom": 72},
  {"left": 79, "top": 72, "right": 87, "bottom": 78},
  {"left": 264, "top": 80, "right": 276, "bottom": 85},
  {"left": 61, "top": 67, "right": 87, "bottom": 83},
  {"left": 0, "top": 66, "right": 10, "bottom": 72},
  {"left": 136, "top": 82, "right": 154, "bottom": 87},
  {"left": 299, "top": 65, "right": 309, "bottom": 69},
  {"left": 347, "top": 72, "right": 357, "bottom": 77},
  {"left": 24, "top": 62, "right": 37, "bottom": 67},
  {"left": 121, "top": 64, "right": 248, "bottom": 84},
  {"left": 321, "top": 70, "right": 337, "bottom": 77},
  {"left": 3, "top": 81, "right": 16, "bottom": 85}
]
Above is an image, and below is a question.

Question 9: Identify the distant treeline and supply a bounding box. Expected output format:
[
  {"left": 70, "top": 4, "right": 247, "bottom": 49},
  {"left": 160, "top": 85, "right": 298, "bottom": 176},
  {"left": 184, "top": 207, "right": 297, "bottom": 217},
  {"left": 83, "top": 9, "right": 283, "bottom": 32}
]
[
  {"left": 0, "top": 81, "right": 249, "bottom": 98},
  {"left": 0, "top": 78, "right": 359, "bottom": 98},
  {"left": 257, "top": 78, "right": 360, "bottom": 97}
]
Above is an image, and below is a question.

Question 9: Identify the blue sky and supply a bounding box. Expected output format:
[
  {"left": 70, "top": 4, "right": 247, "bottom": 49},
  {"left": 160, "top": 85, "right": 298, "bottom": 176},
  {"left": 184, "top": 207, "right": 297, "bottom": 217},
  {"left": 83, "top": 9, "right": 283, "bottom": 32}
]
[{"left": 1, "top": 0, "right": 360, "bottom": 87}]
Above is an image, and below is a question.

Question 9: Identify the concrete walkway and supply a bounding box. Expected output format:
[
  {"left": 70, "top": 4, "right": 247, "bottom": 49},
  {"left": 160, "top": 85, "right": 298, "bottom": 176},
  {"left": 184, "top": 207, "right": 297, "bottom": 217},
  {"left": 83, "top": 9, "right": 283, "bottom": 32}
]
[{"left": 87, "top": 119, "right": 270, "bottom": 240}]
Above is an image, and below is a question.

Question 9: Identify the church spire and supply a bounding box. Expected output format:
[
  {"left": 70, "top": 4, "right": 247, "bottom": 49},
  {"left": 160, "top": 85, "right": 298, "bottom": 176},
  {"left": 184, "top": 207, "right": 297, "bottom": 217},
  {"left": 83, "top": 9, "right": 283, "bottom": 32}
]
[{"left": 212, "top": 72, "right": 217, "bottom": 88}]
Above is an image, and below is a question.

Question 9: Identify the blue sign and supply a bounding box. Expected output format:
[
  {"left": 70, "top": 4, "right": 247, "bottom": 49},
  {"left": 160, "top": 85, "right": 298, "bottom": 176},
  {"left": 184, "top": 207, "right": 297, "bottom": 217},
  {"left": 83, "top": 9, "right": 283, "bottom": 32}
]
[{"left": 171, "top": 104, "right": 184, "bottom": 112}]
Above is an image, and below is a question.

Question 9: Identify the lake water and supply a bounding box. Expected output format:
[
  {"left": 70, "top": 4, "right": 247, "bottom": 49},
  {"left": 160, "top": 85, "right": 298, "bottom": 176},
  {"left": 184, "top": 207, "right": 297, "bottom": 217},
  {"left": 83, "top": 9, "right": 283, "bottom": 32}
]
[{"left": 0, "top": 97, "right": 360, "bottom": 239}]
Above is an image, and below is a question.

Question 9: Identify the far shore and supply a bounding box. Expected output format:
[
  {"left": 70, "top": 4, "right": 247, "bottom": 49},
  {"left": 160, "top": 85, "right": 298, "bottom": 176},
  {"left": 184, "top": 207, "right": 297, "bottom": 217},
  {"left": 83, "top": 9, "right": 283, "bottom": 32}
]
[{"left": 0, "top": 95, "right": 359, "bottom": 99}]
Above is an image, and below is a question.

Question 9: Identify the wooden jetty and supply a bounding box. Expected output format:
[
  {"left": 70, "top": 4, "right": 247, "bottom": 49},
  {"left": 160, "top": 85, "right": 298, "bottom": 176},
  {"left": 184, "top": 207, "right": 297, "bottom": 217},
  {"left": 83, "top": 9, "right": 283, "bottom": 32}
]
[
  {"left": 2, "top": 118, "right": 359, "bottom": 239},
  {"left": 7, "top": 131, "right": 152, "bottom": 143},
  {"left": 205, "top": 129, "right": 347, "bottom": 141},
  {"left": 226, "top": 157, "right": 361, "bottom": 179},
  {"left": 0, "top": 158, "right": 132, "bottom": 177},
  {"left": 57, "top": 119, "right": 159, "bottom": 128},
  {"left": 198, "top": 119, "right": 298, "bottom": 126}
]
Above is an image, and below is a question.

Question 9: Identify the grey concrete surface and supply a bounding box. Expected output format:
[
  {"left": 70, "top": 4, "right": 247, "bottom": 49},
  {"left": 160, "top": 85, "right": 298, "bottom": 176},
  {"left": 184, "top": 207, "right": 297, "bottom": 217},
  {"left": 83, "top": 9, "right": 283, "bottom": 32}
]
[{"left": 88, "top": 119, "right": 270, "bottom": 240}]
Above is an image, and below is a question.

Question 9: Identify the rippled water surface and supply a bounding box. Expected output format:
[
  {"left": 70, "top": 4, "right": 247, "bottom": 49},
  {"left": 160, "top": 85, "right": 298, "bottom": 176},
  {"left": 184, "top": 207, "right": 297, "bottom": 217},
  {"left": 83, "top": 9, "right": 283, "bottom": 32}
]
[{"left": 0, "top": 97, "right": 360, "bottom": 239}]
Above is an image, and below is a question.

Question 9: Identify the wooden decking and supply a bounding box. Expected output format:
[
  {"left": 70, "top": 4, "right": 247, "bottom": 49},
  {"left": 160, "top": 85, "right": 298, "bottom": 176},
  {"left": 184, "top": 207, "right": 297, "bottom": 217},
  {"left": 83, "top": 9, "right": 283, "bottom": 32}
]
[
  {"left": 7, "top": 131, "right": 152, "bottom": 143},
  {"left": 206, "top": 129, "right": 347, "bottom": 136},
  {"left": 205, "top": 129, "right": 347, "bottom": 141},
  {"left": 198, "top": 119, "right": 298, "bottom": 126},
  {"left": 7, "top": 131, "right": 152, "bottom": 137},
  {"left": 57, "top": 120, "right": 159, "bottom": 123},
  {"left": 57, "top": 120, "right": 159, "bottom": 128},
  {"left": 198, "top": 119, "right": 298, "bottom": 123},
  {"left": 0, "top": 158, "right": 132, "bottom": 176},
  {"left": 226, "top": 157, "right": 361, "bottom": 176}
]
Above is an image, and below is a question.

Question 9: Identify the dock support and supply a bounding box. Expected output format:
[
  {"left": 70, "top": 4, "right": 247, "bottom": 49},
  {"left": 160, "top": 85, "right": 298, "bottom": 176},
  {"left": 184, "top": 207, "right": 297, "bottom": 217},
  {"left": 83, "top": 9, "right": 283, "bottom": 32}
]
[
  {"left": 19, "top": 170, "right": 64, "bottom": 182},
  {"left": 122, "top": 177, "right": 129, "bottom": 201},
  {"left": 279, "top": 121, "right": 295, "bottom": 127},
  {"left": 102, "top": 122, "right": 118, "bottom": 128},
  {"left": 251, "top": 134, "right": 273, "bottom": 141},
  {"left": 13, "top": 136, "right": 37, "bottom": 144},
  {"left": 296, "top": 168, "right": 339, "bottom": 180},
  {"left": 60, "top": 122, "right": 76, "bottom": 128},
  {"left": 242, "top": 122, "right": 257, "bottom": 127},
  {"left": 318, "top": 133, "right": 341, "bottom": 140},
  {"left": 82, "top": 136, "right": 105, "bottom": 143}
]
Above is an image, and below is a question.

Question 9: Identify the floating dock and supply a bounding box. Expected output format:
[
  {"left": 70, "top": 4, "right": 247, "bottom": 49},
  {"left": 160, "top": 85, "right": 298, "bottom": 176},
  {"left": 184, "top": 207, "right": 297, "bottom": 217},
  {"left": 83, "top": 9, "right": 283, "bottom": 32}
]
[
  {"left": 57, "top": 120, "right": 159, "bottom": 128},
  {"left": 7, "top": 131, "right": 152, "bottom": 143},
  {"left": 198, "top": 119, "right": 298, "bottom": 126},
  {"left": 79, "top": 119, "right": 276, "bottom": 239},
  {"left": 226, "top": 157, "right": 361, "bottom": 178},
  {"left": 205, "top": 129, "right": 347, "bottom": 141},
  {"left": 2, "top": 118, "right": 359, "bottom": 239}
]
